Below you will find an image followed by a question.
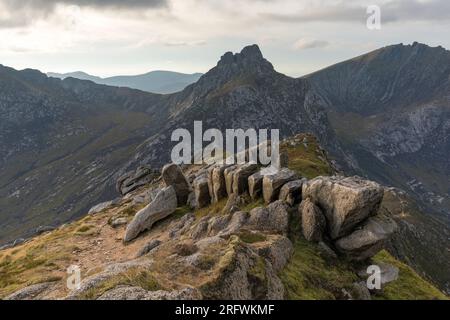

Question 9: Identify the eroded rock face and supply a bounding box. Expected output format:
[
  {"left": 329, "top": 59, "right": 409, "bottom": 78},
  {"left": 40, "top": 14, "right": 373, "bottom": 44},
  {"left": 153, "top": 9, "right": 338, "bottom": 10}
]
[
  {"left": 279, "top": 179, "right": 305, "bottom": 206},
  {"left": 299, "top": 198, "right": 326, "bottom": 242},
  {"left": 200, "top": 239, "right": 284, "bottom": 300},
  {"left": 302, "top": 176, "right": 384, "bottom": 239},
  {"left": 193, "top": 176, "right": 211, "bottom": 209},
  {"left": 162, "top": 164, "right": 191, "bottom": 206},
  {"left": 124, "top": 186, "right": 177, "bottom": 242},
  {"left": 232, "top": 163, "right": 259, "bottom": 195},
  {"left": 335, "top": 216, "right": 397, "bottom": 261},
  {"left": 5, "top": 282, "right": 57, "bottom": 300},
  {"left": 224, "top": 165, "right": 238, "bottom": 196},
  {"left": 248, "top": 172, "right": 263, "bottom": 200},
  {"left": 246, "top": 201, "right": 289, "bottom": 235},
  {"left": 116, "top": 166, "right": 158, "bottom": 196},
  {"left": 262, "top": 168, "right": 297, "bottom": 204},
  {"left": 211, "top": 165, "right": 230, "bottom": 203}
]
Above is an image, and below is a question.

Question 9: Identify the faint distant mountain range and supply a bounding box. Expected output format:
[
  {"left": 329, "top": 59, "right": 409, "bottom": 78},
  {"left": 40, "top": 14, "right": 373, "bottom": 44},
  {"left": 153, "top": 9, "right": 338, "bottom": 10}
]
[{"left": 47, "top": 70, "right": 203, "bottom": 94}]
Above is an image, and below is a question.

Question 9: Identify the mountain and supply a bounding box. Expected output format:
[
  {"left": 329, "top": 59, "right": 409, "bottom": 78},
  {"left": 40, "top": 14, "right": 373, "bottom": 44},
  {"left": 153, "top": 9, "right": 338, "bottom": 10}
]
[
  {"left": 0, "top": 43, "right": 449, "bottom": 292},
  {"left": 0, "top": 64, "right": 167, "bottom": 245},
  {"left": 47, "top": 70, "right": 203, "bottom": 94},
  {"left": 306, "top": 42, "right": 450, "bottom": 217},
  {"left": 0, "top": 135, "right": 446, "bottom": 300}
]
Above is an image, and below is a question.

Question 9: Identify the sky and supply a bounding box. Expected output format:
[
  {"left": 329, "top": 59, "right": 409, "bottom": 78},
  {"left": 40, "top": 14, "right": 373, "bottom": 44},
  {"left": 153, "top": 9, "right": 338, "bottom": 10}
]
[{"left": 0, "top": 0, "right": 449, "bottom": 77}]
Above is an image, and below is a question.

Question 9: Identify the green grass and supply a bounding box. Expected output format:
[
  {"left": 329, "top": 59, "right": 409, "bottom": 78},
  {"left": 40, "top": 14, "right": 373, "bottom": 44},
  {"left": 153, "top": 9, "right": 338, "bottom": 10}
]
[
  {"left": 280, "top": 239, "right": 358, "bottom": 300},
  {"left": 281, "top": 134, "right": 333, "bottom": 179},
  {"left": 236, "top": 230, "right": 267, "bottom": 244},
  {"left": 373, "top": 250, "right": 447, "bottom": 300},
  {"left": 194, "top": 198, "right": 228, "bottom": 218}
]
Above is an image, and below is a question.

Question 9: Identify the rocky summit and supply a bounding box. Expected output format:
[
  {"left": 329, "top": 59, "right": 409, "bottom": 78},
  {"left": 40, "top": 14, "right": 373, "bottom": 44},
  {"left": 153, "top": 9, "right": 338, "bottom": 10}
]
[{"left": 0, "top": 136, "right": 446, "bottom": 300}]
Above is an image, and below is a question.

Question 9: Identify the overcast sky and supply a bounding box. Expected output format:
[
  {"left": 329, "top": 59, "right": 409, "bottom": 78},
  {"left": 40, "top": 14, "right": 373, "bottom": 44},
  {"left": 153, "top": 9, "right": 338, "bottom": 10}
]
[{"left": 0, "top": 0, "right": 449, "bottom": 77}]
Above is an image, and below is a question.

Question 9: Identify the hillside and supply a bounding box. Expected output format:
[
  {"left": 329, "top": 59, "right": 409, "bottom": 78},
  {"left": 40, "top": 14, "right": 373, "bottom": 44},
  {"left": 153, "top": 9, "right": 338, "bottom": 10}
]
[
  {"left": 1, "top": 43, "right": 449, "bottom": 294},
  {"left": 0, "top": 135, "right": 445, "bottom": 300}
]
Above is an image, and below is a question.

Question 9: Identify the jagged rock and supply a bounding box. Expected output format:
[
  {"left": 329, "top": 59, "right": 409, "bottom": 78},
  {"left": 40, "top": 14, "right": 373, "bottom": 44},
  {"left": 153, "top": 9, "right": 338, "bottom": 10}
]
[
  {"left": 88, "top": 199, "right": 120, "bottom": 215},
  {"left": 232, "top": 163, "right": 259, "bottom": 195},
  {"left": 211, "top": 165, "right": 230, "bottom": 203},
  {"left": 5, "top": 282, "right": 56, "bottom": 300},
  {"left": 97, "top": 286, "right": 202, "bottom": 300},
  {"left": 218, "top": 211, "right": 250, "bottom": 236},
  {"left": 257, "top": 236, "right": 293, "bottom": 272},
  {"left": 224, "top": 165, "right": 238, "bottom": 196},
  {"left": 136, "top": 239, "right": 162, "bottom": 257},
  {"left": 66, "top": 260, "right": 154, "bottom": 300},
  {"left": 116, "top": 165, "right": 158, "bottom": 195},
  {"left": 193, "top": 176, "right": 211, "bottom": 208},
  {"left": 169, "top": 213, "right": 195, "bottom": 238},
  {"left": 162, "top": 163, "right": 191, "bottom": 206},
  {"left": 124, "top": 186, "right": 177, "bottom": 242},
  {"left": 35, "top": 225, "right": 56, "bottom": 235},
  {"left": 132, "top": 188, "right": 159, "bottom": 205},
  {"left": 248, "top": 172, "right": 263, "bottom": 200},
  {"left": 302, "top": 176, "right": 384, "bottom": 239},
  {"left": 110, "top": 217, "right": 128, "bottom": 228},
  {"left": 190, "top": 217, "right": 210, "bottom": 240},
  {"left": 279, "top": 179, "right": 305, "bottom": 205},
  {"left": 200, "top": 238, "right": 284, "bottom": 299},
  {"left": 262, "top": 168, "right": 297, "bottom": 204},
  {"left": 222, "top": 194, "right": 245, "bottom": 214},
  {"left": 299, "top": 198, "right": 326, "bottom": 242},
  {"left": 335, "top": 216, "right": 397, "bottom": 261},
  {"left": 246, "top": 201, "right": 289, "bottom": 235},
  {"left": 342, "top": 282, "right": 372, "bottom": 300}
]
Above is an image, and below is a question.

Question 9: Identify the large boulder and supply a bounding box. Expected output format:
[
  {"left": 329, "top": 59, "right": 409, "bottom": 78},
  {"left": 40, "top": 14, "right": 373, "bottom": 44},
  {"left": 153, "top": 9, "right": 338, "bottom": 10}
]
[
  {"left": 124, "top": 186, "right": 177, "bottom": 242},
  {"left": 246, "top": 201, "right": 289, "bottom": 235},
  {"left": 248, "top": 172, "right": 263, "bottom": 200},
  {"left": 302, "top": 176, "right": 384, "bottom": 239},
  {"left": 211, "top": 165, "right": 230, "bottom": 203},
  {"left": 279, "top": 179, "right": 305, "bottom": 206},
  {"left": 162, "top": 164, "right": 191, "bottom": 206},
  {"left": 224, "top": 165, "right": 238, "bottom": 196},
  {"left": 299, "top": 198, "right": 326, "bottom": 242},
  {"left": 193, "top": 176, "right": 211, "bottom": 208},
  {"left": 116, "top": 165, "right": 158, "bottom": 195},
  {"left": 232, "top": 163, "right": 259, "bottom": 195},
  {"left": 262, "top": 168, "right": 297, "bottom": 204},
  {"left": 335, "top": 216, "right": 397, "bottom": 261}
]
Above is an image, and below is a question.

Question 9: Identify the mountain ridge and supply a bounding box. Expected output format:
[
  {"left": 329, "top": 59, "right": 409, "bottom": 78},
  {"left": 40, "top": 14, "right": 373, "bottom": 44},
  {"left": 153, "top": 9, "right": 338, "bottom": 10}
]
[{"left": 47, "top": 70, "right": 203, "bottom": 94}]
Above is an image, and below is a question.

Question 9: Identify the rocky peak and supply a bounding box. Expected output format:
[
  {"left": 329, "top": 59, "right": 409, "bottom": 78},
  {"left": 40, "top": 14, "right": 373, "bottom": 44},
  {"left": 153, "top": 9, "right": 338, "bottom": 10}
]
[
  {"left": 216, "top": 44, "right": 274, "bottom": 73},
  {"left": 179, "top": 44, "right": 277, "bottom": 100}
]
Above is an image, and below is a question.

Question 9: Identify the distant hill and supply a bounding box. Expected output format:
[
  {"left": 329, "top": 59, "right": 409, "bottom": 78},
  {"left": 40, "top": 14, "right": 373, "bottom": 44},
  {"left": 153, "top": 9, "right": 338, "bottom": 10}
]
[{"left": 47, "top": 70, "right": 203, "bottom": 94}]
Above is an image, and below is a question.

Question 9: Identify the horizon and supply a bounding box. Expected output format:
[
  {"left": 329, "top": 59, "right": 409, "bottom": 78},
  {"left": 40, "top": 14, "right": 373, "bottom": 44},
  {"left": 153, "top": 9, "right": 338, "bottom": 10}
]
[
  {"left": 1, "top": 0, "right": 450, "bottom": 78},
  {"left": 4, "top": 41, "right": 448, "bottom": 79}
]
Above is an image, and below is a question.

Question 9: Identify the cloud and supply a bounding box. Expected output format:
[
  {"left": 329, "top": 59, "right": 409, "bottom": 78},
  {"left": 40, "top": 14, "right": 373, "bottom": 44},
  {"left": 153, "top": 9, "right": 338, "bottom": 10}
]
[
  {"left": 293, "top": 38, "right": 329, "bottom": 50},
  {"left": 0, "top": 0, "right": 168, "bottom": 28},
  {"left": 260, "top": 0, "right": 450, "bottom": 24}
]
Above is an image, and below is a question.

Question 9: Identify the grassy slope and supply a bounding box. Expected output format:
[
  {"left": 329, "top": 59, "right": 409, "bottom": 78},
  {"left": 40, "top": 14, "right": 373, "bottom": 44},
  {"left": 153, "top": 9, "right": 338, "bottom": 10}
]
[{"left": 0, "top": 134, "right": 446, "bottom": 300}]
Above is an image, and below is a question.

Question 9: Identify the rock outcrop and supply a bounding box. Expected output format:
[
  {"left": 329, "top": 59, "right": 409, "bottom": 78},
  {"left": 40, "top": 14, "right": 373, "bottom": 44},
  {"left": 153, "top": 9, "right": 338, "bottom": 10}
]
[
  {"left": 335, "top": 216, "right": 397, "bottom": 261},
  {"left": 124, "top": 186, "right": 177, "bottom": 242},
  {"left": 300, "top": 176, "right": 396, "bottom": 261},
  {"left": 116, "top": 166, "right": 158, "bottom": 196},
  {"left": 262, "top": 168, "right": 297, "bottom": 204},
  {"left": 299, "top": 198, "right": 326, "bottom": 242},
  {"left": 302, "top": 176, "right": 384, "bottom": 239},
  {"left": 162, "top": 164, "right": 191, "bottom": 206}
]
